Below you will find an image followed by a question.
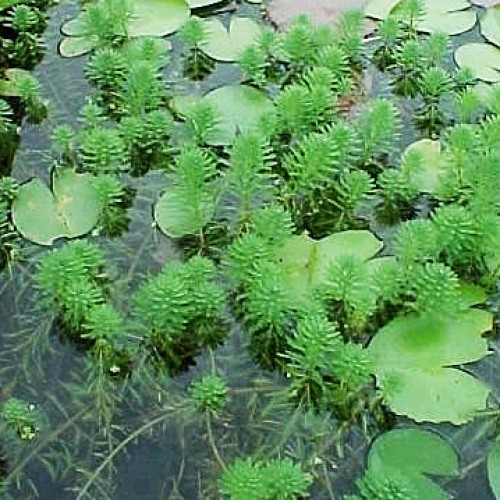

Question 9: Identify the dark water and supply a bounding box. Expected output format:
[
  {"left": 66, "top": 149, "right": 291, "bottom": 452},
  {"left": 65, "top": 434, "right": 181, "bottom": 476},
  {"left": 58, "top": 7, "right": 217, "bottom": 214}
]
[{"left": 0, "top": 0, "right": 499, "bottom": 499}]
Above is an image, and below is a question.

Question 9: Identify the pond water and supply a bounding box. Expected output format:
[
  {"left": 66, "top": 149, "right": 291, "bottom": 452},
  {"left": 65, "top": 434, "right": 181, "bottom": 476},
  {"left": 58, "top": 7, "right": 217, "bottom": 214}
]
[{"left": 1, "top": 0, "right": 499, "bottom": 499}]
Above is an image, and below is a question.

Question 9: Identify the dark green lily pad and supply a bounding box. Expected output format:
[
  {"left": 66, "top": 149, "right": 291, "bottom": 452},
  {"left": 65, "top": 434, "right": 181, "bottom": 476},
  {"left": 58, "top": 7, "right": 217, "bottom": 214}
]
[
  {"left": 12, "top": 169, "right": 102, "bottom": 246},
  {"left": 369, "top": 309, "right": 493, "bottom": 423},
  {"left": 367, "top": 428, "right": 458, "bottom": 499}
]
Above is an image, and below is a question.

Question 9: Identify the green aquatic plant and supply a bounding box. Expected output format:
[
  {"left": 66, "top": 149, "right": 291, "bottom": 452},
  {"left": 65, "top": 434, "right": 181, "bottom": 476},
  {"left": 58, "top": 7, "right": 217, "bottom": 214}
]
[
  {"left": 377, "top": 149, "right": 422, "bottom": 220},
  {"left": 119, "top": 109, "right": 173, "bottom": 174},
  {"left": 391, "top": 39, "right": 422, "bottom": 97},
  {"left": 183, "top": 100, "right": 219, "bottom": 146},
  {"left": 219, "top": 456, "right": 311, "bottom": 499},
  {"left": 355, "top": 98, "right": 400, "bottom": 169},
  {"left": 51, "top": 123, "right": 76, "bottom": 166},
  {"left": 91, "top": 174, "right": 131, "bottom": 236},
  {"left": 238, "top": 45, "right": 268, "bottom": 88},
  {"left": 2, "top": 397, "right": 42, "bottom": 442},
  {"left": 415, "top": 66, "right": 452, "bottom": 136},
  {"left": 0, "top": 98, "right": 14, "bottom": 135},
  {"left": 281, "top": 311, "right": 342, "bottom": 406},
  {"left": 79, "top": 126, "right": 127, "bottom": 174},
  {"left": 189, "top": 373, "right": 228, "bottom": 415},
  {"left": 133, "top": 256, "right": 226, "bottom": 371},
  {"left": 37, "top": 240, "right": 106, "bottom": 331},
  {"left": 335, "top": 9, "right": 364, "bottom": 72},
  {"left": 11, "top": 71, "right": 47, "bottom": 123},
  {"left": 223, "top": 133, "right": 275, "bottom": 230},
  {"left": 346, "top": 470, "right": 418, "bottom": 500},
  {"left": 420, "top": 32, "right": 449, "bottom": 68},
  {"left": 85, "top": 47, "right": 127, "bottom": 95},
  {"left": 372, "top": 17, "right": 399, "bottom": 71},
  {"left": 154, "top": 144, "right": 219, "bottom": 240},
  {"left": 243, "top": 261, "right": 295, "bottom": 367},
  {"left": 0, "top": 176, "right": 21, "bottom": 268},
  {"left": 332, "top": 169, "right": 374, "bottom": 230},
  {"left": 179, "top": 17, "right": 214, "bottom": 80}
]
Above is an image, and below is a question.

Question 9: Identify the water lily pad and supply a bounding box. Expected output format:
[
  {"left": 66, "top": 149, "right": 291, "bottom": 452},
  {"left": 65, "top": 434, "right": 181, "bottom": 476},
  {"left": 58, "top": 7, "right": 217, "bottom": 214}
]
[
  {"left": 59, "top": 0, "right": 189, "bottom": 58},
  {"left": 154, "top": 187, "right": 215, "bottom": 238},
  {"left": 12, "top": 170, "right": 102, "bottom": 246},
  {"left": 404, "top": 139, "right": 452, "bottom": 194},
  {"left": 367, "top": 428, "right": 458, "bottom": 499},
  {"left": 455, "top": 42, "right": 500, "bottom": 83},
  {"left": 199, "top": 17, "right": 261, "bottom": 62},
  {"left": 480, "top": 6, "right": 500, "bottom": 47},
  {"left": 369, "top": 309, "right": 493, "bottom": 424},
  {"left": 128, "top": 0, "right": 190, "bottom": 37},
  {"left": 365, "top": 0, "right": 476, "bottom": 35},
  {"left": 489, "top": 440, "right": 500, "bottom": 499},
  {"left": 276, "top": 230, "right": 383, "bottom": 303}
]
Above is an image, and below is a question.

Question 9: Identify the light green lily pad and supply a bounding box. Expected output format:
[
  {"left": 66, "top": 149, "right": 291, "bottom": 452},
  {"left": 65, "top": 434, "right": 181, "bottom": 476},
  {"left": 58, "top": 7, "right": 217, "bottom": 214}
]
[
  {"left": 186, "top": 85, "right": 275, "bottom": 145},
  {"left": 455, "top": 42, "right": 500, "bottom": 83},
  {"left": 481, "top": 6, "right": 500, "bottom": 47},
  {"left": 404, "top": 139, "right": 452, "bottom": 194},
  {"left": 128, "top": 0, "right": 190, "bottom": 37},
  {"left": 12, "top": 170, "right": 102, "bottom": 246},
  {"left": 365, "top": 0, "right": 476, "bottom": 35},
  {"left": 154, "top": 187, "right": 215, "bottom": 238},
  {"left": 200, "top": 17, "right": 261, "bottom": 62},
  {"left": 60, "top": 0, "right": 189, "bottom": 58},
  {"left": 276, "top": 230, "right": 383, "bottom": 303},
  {"left": 369, "top": 309, "right": 493, "bottom": 423},
  {"left": 489, "top": 440, "right": 500, "bottom": 499},
  {"left": 367, "top": 428, "right": 458, "bottom": 500},
  {"left": 59, "top": 36, "right": 100, "bottom": 58}
]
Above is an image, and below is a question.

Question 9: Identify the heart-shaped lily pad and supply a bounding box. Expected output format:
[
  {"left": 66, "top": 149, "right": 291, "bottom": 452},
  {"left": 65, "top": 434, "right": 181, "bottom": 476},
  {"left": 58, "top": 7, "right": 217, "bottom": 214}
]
[
  {"left": 59, "top": 0, "right": 189, "bottom": 58},
  {"left": 489, "top": 440, "right": 500, "bottom": 499},
  {"left": 455, "top": 42, "right": 500, "bottom": 83},
  {"left": 276, "top": 230, "right": 384, "bottom": 304},
  {"left": 368, "top": 308, "right": 493, "bottom": 424},
  {"left": 404, "top": 139, "right": 452, "bottom": 194},
  {"left": 200, "top": 17, "right": 261, "bottom": 62},
  {"left": 366, "top": 428, "right": 458, "bottom": 499},
  {"left": 173, "top": 85, "right": 275, "bottom": 145},
  {"left": 12, "top": 169, "right": 102, "bottom": 246},
  {"left": 365, "top": 0, "right": 476, "bottom": 35},
  {"left": 480, "top": 6, "right": 500, "bottom": 47}
]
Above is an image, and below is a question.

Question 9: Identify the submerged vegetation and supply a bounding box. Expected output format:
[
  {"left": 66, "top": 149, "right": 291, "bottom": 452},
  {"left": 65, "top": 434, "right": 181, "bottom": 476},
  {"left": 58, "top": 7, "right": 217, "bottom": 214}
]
[{"left": 0, "top": 0, "right": 499, "bottom": 498}]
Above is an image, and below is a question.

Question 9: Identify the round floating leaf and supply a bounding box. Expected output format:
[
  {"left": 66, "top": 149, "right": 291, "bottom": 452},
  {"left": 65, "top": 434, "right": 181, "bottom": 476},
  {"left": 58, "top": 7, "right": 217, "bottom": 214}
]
[
  {"left": 59, "top": 36, "right": 99, "bottom": 58},
  {"left": 154, "top": 187, "right": 215, "bottom": 238},
  {"left": 12, "top": 170, "right": 102, "bottom": 246},
  {"left": 276, "top": 230, "right": 383, "bottom": 303},
  {"left": 480, "top": 6, "right": 500, "bottom": 47},
  {"left": 489, "top": 440, "right": 500, "bottom": 499},
  {"left": 128, "top": 0, "right": 190, "bottom": 37},
  {"left": 367, "top": 428, "right": 458, "bottom": 500},
  {"left": 404, "top": 139, "right": 452, "bottom": 194},
  {"left": 200, "top": 17, "right": 261, "bottom": 62},
  {"left": 369, "top": 309, "right": 493, "bottom": 424},
  {"left": 365, "top": 0, "right": 476, "bottom": 35},
  {"left": 204, "top": 84, "right": 275, "bottom": 145},
  {"left": 455, "top": 42, "right": 500, "bottom": 83}
]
